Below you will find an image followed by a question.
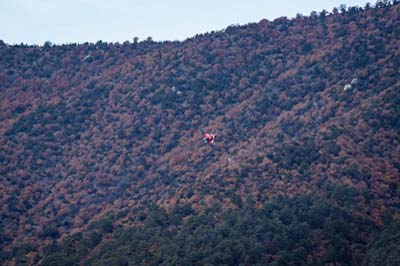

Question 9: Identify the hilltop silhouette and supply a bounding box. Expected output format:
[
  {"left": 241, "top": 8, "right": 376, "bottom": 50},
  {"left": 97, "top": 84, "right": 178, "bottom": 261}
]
[{"left": 1, "top": 2, "right": 399, "bottom": 265}]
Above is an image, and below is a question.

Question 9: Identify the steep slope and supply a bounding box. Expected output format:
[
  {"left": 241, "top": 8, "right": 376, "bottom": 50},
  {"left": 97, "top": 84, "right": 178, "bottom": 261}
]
[{"left": 1, "top": 2, "right": 399, "bottom": 265}]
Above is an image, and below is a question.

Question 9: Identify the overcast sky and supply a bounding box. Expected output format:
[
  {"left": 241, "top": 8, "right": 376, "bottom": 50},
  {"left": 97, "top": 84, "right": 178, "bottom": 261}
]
[{"left": 1, "top": 0, "right": 369, "bottom": 45}]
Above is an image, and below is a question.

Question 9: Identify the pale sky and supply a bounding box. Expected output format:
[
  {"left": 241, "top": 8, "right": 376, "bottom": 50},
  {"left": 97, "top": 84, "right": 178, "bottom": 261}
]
[{"left": 0, "top": 0, "right": 369, "bottom": 45}]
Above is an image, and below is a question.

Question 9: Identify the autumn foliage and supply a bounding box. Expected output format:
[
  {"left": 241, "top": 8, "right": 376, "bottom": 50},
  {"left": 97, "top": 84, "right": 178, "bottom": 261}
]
[{"left": 1, "top": 2, "right": 399, "bottom": 265}]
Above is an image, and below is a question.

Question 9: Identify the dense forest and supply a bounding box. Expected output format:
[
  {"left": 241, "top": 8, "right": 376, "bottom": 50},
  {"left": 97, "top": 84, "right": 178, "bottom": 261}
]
[{"left": 1, "top": 1, "right": 399, "bottom": 265}]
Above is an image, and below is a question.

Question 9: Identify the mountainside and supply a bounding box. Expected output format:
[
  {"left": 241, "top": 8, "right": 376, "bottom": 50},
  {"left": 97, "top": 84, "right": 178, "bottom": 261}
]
[{"left": 1, "top": 2, "right": 400, "bottom": 265}]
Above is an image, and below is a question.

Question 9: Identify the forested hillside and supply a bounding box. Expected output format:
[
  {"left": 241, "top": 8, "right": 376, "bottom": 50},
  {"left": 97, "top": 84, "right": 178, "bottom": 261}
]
[{"left": 1, "top": 1, "right": 399, "bottom": 265}]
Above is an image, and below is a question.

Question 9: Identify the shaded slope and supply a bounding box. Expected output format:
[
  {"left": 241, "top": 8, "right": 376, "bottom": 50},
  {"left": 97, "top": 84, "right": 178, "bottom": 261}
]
[{"left": 0, "top": 2, "right": 399, "bottom": 265}]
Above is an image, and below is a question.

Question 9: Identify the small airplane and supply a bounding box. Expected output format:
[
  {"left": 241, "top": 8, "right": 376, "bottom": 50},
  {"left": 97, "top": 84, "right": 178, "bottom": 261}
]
[{"left": 203, "top": 133, "right": 217, "bottom": 144}]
